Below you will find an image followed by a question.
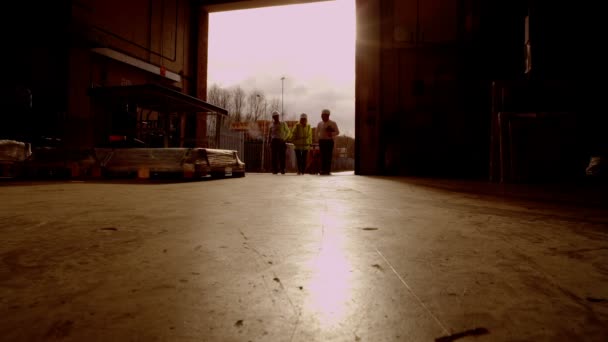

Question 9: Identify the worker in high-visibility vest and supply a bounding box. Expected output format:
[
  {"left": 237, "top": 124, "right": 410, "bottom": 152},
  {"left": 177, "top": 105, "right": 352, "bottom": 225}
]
[
  {"left": 290, "top": 113, "right": 313, "bottom": 175},
  {"left": 267, "top": 110, "right": 291, "bottom": 174}
]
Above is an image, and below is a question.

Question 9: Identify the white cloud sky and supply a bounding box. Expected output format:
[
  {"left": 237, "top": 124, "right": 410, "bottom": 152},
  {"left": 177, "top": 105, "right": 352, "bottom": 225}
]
[{"left": 208, "top": 0, "right": 355, "bottom": 137}]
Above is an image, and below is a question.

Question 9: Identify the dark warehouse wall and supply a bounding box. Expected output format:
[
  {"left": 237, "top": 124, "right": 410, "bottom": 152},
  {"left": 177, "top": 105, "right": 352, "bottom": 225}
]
[
  {"left": 1, "top": 1, "right": 71, "bottom": 142},
  {"left": 1, "top": 0, "right": 198, "bottom": 147},
  {"left": 355, "top": 0, "right": 603, "bottom": 180}
]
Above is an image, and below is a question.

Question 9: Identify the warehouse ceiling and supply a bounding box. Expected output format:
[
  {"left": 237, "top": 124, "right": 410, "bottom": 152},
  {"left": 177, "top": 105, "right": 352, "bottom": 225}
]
[{"left": 199, "top": 0, "right": 330, "bottom": 12}]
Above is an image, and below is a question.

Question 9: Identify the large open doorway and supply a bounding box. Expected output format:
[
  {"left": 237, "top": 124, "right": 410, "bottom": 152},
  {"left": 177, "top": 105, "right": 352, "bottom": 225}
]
[{"left": 205, "top": 0, "right": 355, "bottom": 173}]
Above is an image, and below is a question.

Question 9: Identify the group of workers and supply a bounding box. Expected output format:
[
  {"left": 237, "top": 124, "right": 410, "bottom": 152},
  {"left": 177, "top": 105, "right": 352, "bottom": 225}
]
[{"left": 267, "top": 108, "right": 340, "bottom": 175}]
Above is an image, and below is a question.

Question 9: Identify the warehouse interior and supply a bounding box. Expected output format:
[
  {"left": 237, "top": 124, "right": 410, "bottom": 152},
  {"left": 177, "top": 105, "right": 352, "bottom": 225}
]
[
  {"left": 0, "top": 1, "right": 606, "bottom": 341},
  {"left": 1, "top": 0, "right": 602, "bottom": 180}
]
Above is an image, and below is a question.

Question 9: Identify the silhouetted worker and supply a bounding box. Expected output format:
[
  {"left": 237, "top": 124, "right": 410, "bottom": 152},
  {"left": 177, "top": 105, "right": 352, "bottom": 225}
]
[
  {"left": 316, "top": 108, "right": 340, "bottom": 175},
  {"left": 290, "top": 113, "right": 313, "bottom": 175},
  {"left": 267, "top": 110, "right": 291, "bottom": 174}
]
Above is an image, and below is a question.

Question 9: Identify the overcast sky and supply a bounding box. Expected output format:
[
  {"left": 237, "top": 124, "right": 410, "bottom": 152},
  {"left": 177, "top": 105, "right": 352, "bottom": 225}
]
[{"left": 208, "top": 0, "right": 355, "bottom": 137}]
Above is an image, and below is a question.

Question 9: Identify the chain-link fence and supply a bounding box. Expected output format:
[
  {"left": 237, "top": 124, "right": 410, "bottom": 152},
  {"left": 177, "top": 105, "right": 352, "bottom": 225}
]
[{"left": 206, "top": 114, "right": 245, "bottom": 160}]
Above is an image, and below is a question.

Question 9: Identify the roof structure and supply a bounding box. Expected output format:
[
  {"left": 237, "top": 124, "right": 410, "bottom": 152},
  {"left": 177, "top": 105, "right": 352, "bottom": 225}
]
[{"left": 88, "top": 84, "right": 228, "bottom": 115}]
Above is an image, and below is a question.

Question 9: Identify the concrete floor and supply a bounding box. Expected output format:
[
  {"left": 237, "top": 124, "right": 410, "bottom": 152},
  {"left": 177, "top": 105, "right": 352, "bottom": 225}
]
[{"left": 1, "top": 173, "right": 607, "bottom": 341}]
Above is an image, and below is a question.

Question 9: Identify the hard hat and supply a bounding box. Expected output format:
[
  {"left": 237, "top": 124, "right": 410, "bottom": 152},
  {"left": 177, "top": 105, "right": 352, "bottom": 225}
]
[
  {"left": 300, "top": 113, "right": 307, "bottom": 119},
  {"left": 321, "top": 109, "right": 330, "bottom": 115},
  {"left": 272, "top": 110, "right": 280, "bottom": 117}
]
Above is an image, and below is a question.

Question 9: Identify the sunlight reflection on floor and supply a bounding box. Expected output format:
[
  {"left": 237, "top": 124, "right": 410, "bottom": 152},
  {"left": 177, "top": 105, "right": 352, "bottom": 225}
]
[{"left": 305, "top": 200, "right": 353, "bottom": 329}]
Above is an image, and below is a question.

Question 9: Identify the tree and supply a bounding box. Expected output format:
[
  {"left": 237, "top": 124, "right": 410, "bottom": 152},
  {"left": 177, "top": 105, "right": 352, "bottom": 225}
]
[
  {"left": 231, "top": 86, "right": 246, "bottom": 122},
  {"left": 217, "top": 88, "right": 232, "bottom": 114},
  {"left": 268, "top": 98, "right": 280, "bottom": 114},
  {"left": 246, "top": 91, "right": 267, "bottom": 122},
  {"left": 207, "top": 84, "right": 222, "bottom": 106},
  {"left": 259, "top": 96, "right": 268, "bottom": 120}
]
